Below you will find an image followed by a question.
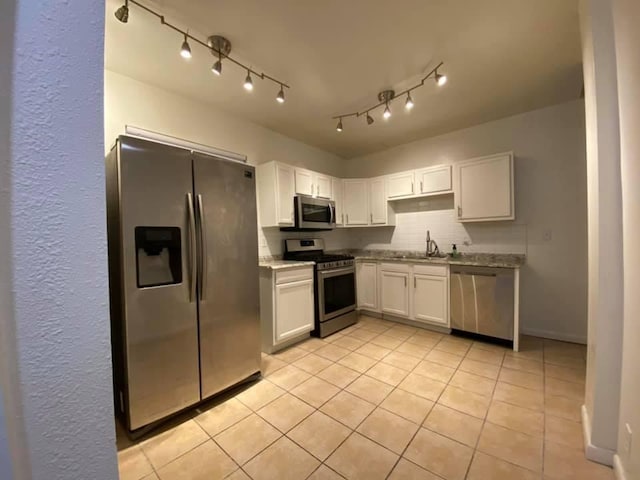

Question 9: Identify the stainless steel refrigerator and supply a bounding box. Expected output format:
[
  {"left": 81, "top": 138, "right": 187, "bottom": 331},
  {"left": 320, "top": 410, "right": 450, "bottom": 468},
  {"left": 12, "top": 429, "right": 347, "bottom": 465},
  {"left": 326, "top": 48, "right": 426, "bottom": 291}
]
[{"left": 106, "top": 135, "right": 260, "bottom": 434}]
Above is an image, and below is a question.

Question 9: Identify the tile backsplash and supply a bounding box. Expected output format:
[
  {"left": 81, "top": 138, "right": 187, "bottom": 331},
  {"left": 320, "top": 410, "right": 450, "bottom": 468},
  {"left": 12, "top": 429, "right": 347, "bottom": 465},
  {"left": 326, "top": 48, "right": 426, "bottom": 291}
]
[
  {"left": 351, "top": 197, "right": 527, "bottom": 255},
  {"left": 258, "top": 196, "right": 527, "bottom": 258}
]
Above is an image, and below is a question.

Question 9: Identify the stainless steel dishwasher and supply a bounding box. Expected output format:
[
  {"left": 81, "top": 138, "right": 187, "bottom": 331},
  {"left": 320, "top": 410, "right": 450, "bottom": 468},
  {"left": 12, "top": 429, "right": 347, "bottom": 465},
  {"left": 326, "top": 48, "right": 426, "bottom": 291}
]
[{"left": 450, "top": 265, "right": 515, "bottom": 340}]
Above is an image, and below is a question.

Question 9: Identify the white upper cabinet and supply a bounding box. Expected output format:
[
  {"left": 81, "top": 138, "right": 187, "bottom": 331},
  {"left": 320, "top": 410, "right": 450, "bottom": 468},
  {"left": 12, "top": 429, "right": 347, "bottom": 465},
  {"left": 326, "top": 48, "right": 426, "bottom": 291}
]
[
  {"left": 455, "top": 152, "right": 514, "bottom": 222},
  {"left": 294, "top": 168, "right": 314, "bottom": 196},
  {"left": 343, "top": 179, "right": 369, "bottom": 225},
  {"left": 315, "top": 174, "right": 332, "bottom": 199},
  {"left": 332, "top": 177, "right": 344, "bottom": 226},
  {"left": 294, "top": 168, "right": 332, "bottom": 199},
  {"left": 257, "top": 162, "right": 295, "bottom": 227},
  {"left": 369, "top": 177, "right": 388, "bottom": 224},
  {"left": 416, "top": 165, "right": 452, "bottom": 195},
  {"left": 386, "top": 171, "right": 416, "bottom": 199}
]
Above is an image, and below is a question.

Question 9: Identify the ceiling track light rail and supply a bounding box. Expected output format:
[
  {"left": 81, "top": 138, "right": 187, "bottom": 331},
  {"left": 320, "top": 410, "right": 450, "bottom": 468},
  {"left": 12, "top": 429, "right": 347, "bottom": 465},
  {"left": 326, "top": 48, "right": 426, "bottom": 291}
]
[
  {"left": 332, "top": 61, "right": 446, "bottom": 130},
  {"left": 115, "top": 0, "right": 290, "bottom": 99}
]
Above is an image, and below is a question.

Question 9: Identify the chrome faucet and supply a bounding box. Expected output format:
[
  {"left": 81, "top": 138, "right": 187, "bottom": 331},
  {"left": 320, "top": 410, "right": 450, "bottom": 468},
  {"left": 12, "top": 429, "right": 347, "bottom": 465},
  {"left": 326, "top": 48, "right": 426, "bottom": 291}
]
[{"left": 426, "top": 230, "right": 440, "bottom": 257}]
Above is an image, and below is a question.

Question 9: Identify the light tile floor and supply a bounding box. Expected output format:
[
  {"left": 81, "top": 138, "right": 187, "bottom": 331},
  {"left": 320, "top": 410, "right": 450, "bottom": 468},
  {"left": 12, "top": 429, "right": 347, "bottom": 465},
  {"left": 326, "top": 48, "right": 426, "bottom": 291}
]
[{"left": 117, "top": 315, "right": 614, "bottom": 480}]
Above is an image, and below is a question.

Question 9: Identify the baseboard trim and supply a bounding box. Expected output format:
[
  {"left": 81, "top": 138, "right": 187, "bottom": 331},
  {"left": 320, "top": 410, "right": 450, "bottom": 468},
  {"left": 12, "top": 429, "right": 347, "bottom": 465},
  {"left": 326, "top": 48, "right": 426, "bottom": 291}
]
[
  {"left": 613, "top": 454, "right": 627, "bottom": 480},
  {"left": 581, "top": 405, "right": 616, "bottom": 466},
  {"left": 521, "top": 327, "right": 587, "bottom": 344}
]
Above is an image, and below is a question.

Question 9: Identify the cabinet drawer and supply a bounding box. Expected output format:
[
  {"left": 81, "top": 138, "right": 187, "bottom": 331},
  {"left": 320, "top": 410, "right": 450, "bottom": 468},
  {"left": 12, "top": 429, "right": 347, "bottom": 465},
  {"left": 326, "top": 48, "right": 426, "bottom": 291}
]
[
  {"left": 413, "top": 264, "right": 448, "bottom": 277},
  {"left": 380, "top": 262, "right": 411, "bottom": 273},
  {"left": 275, "top": 267, "right": 314, "bottom": 285}
]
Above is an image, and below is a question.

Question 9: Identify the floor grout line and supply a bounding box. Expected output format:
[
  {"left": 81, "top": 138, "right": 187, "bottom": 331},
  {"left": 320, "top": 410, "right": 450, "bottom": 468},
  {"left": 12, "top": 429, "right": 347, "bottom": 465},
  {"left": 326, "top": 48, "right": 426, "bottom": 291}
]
[{"left": 118, "top": 316, "right": 594, "bottom": 480}]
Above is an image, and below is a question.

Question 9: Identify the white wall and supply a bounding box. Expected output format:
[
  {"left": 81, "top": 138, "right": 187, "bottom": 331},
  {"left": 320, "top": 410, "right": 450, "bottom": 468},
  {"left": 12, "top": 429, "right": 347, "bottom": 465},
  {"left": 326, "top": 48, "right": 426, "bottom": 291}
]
[
  {"left": 0, "top": 1, "right": 118, "bottom": 479},
  {"left": 613, "top": 0, "right": 640, "bottom": 476},
  {"left": 345, "top": 100, "right": 588, "bottom": 343},
  {"left": 105, "top": 70, "right": 351, "bottom": 257},
  {"left": 580, "top": 0, "right": 624, "bottom": 464}
]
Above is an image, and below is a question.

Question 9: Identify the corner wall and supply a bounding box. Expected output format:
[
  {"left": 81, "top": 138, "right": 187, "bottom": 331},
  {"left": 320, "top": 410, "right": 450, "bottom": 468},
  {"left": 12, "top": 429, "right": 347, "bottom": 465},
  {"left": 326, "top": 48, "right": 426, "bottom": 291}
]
[
  {"left": 612, "top": 0, "right": 640, "bottom": 476},
  {"left": 345, "top": 100, "right": 589, "bottom": 343},
  {"left": 580, "top": 0, "right": 624, "bottom": 464}
]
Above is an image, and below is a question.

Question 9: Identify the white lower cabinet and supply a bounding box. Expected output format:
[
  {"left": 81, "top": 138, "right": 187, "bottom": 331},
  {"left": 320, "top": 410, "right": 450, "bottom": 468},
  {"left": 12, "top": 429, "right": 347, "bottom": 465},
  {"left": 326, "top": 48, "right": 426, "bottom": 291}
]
[
  {"left": 357, "top": 261, "right": 449, "bottom": 328},
  {"left": 380, "top": 264, "right": 410, "bottom": 317},
  {"left": 260, "top": 266, "right": 314, "bottom": 353},
  {"left": 274, "top": 279, "right": 314, "bottom": 342},
  {"left": 356, "top": 262, "right": 379, "bottom": 311},
  {"left": 412, "top": 274, "right": 448, "bottom": 326}
]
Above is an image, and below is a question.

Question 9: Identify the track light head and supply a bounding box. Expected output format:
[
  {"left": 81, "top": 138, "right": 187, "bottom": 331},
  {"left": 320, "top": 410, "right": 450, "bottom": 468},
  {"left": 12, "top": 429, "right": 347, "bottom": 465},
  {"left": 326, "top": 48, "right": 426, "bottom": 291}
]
[
  {"left": 383, "top": 103, "right": 391, "bottom": 120},
  {"left": 180, "top": 35, "right": 192, "bottom": 59},
  {"left": 276, "top": 86, "right": 285, "bottom": 103},
  {"left": 336, "top": 118, "right": 343, "bottom": 132},
  {"left": 115, "top": 1, "right": 129, "bottom": 23},
  {"left": 244, "top": 71, "right": 254, "bottom": 91},
  {"left": 211, "top": 60, "right": 222, "bottom": 75},
  {"left": 435, "top": 71, "right": 447, "bottom": 86},
  {"left": 405, "top": 92, "right": 414, "bottom": 111},
  {"left": 366, "top": 113, "right": 374, "bottom": 125}
]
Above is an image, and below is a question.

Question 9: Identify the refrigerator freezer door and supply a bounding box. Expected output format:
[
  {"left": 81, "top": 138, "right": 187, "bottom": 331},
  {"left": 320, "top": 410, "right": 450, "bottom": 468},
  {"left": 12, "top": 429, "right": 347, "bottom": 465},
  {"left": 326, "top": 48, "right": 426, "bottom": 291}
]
[
  {"left": 118, "top": 136, "right": 200, "bottom": 430},
  {"left": 193, "top": 153, "right": 261, "bottom": 399}
]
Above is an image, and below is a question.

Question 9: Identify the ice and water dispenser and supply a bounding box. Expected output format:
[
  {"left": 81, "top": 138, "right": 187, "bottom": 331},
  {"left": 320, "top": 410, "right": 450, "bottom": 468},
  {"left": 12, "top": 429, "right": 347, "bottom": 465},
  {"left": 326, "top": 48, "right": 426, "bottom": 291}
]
[{"left": 134, "top": 227, "right": 182, "bottom": 288}]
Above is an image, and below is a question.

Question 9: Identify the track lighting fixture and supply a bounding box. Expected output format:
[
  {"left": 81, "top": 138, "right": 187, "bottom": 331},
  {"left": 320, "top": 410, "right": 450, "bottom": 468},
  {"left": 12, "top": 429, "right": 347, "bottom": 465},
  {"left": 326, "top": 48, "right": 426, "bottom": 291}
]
[
  {"left": 180, "top": 34, "right": 192, "bottom": 59},
  {"left": 115, "top": 0, "right": 129, "bottom": 23},
  {"left": 244, "top": 71, "right": 254, "bottom": 91},
  {"left": 332, "top": 61, "right": 446, "bottom": 131},
  {"left": 114, "top": 1, "right": 290, "bottom": 104},
  {"left": 405, "top": 92, "right": 414, "bottom": 110},
  {"left": 383, "top": 103, "right": 392, "bottom": 120},
  {"left": 212, "top": 59, "right": 222, "bottom": 75}
]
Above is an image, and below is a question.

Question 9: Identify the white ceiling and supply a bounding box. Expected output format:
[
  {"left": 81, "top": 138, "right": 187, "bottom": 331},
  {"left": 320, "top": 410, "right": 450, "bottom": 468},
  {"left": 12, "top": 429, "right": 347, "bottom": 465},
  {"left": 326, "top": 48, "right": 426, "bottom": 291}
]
[{"left": 105, "top": 0, "right": 582, "bottom": 158}]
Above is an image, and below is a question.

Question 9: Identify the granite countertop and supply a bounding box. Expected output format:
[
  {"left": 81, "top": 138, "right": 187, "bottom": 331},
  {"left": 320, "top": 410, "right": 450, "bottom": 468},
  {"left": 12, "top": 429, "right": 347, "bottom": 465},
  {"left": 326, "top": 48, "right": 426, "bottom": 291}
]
[
  {"left": 258, "top": 259, "right": 316, "bottom": 270},
  {"left": 350, "top": 250, "right": 524, "bottom": 268}
]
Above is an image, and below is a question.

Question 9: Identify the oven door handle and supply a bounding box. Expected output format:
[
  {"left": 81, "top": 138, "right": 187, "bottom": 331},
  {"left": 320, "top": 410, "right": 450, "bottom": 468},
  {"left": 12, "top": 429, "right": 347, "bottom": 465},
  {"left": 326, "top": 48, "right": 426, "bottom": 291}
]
[{"left": 318, "top": 267, "right": 355, "bottom": 277}]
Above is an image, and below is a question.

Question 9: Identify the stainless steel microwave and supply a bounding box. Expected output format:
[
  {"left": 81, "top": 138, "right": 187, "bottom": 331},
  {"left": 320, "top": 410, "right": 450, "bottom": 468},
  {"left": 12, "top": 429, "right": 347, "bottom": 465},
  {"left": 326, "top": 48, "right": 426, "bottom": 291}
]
[{"left": 288, "top": 195, "right": 336, "bottom": 230}]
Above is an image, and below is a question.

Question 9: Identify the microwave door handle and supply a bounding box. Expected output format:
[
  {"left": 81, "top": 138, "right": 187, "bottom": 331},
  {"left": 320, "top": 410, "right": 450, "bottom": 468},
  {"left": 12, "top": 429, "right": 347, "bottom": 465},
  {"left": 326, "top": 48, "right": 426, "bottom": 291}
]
[
  {"left": 329, "top": 204, "right": 335, "bottom": 225},
  {"left": 197, "top": 194, "right": 207, "bottom": 301}
]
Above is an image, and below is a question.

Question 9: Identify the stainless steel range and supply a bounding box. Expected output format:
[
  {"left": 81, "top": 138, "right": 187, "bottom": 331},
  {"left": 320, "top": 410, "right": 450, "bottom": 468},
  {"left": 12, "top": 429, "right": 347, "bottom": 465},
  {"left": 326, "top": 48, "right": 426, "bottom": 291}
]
[{"left": 283, "top": 239, "right": 357, "bottom": 337}]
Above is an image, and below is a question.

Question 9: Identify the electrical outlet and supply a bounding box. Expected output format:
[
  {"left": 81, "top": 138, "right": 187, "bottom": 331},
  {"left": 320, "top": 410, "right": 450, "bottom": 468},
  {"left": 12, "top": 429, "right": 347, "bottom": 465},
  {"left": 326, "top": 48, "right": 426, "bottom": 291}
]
[
  {"left": 543, "top": 229, "right": 553, "bottom": 242},
  {"left": 623, "top": 423, "right": 632, "bottom": 459}
]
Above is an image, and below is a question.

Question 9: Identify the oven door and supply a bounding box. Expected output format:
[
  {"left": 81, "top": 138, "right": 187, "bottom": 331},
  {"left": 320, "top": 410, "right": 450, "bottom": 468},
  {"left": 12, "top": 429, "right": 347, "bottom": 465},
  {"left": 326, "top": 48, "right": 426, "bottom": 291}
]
[
  {"left": 296, "top": 195, "right": 335, "bottom": 230},
  {"left": 317, "top": 266, "right": 356, "bottom": 322}
]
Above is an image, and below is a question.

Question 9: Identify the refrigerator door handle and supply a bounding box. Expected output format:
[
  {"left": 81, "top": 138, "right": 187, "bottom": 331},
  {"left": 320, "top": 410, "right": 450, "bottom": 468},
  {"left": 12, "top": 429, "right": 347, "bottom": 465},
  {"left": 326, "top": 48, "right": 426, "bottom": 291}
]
[
  {"left": 187, "top": 193, "right": 197, "bottom": 302},
  {"left": 197, "top": 194, "right": 207, "bottom": 301}
]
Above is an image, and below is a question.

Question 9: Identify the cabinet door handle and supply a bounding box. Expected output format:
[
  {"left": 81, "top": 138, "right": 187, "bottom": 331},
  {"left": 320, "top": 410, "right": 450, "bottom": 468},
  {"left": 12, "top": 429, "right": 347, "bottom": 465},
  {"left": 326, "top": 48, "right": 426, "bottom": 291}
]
[
  {"left": 317, "top": 185, "right": 320, "bottom": 195},
  {"left": 404, "top": 276, "right": 407, "bottom": 287},
  {"left": 458, "top": 206, "right": 462, "bottom": 217},
  {"left": 420, "top": 181, "right": 423, "bottom": 192},
  {"left": 346, "top": 214, "right": 349, "bottom": 224},
  {"left": 341, "top": 213, "right": 344, "bottom": 224},
  {"left": 370, "top": 213, "right": 373, "bottom": 224},
  {"left": 411, "top": 182, "right": 414, "bottom": 193},
  {"left": 414, "top": 277, "right": 416, "bottom": 288}
]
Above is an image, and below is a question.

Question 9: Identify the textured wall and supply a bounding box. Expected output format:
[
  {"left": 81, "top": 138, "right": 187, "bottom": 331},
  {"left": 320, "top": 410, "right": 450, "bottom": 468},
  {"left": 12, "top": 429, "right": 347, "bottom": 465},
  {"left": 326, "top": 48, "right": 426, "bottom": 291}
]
[
  {"left": 346, "top": 101, "right": 589, "bottom": 343},
  {"left": 3, "top": 1, "right": 118, "bottom": 479}
]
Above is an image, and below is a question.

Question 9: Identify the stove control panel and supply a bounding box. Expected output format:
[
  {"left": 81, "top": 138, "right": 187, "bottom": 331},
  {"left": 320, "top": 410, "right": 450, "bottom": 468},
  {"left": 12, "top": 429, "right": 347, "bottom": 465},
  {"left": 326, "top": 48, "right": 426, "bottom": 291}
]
[{"left": 316, "top": 259, "right": 355, "bottom": 271}]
